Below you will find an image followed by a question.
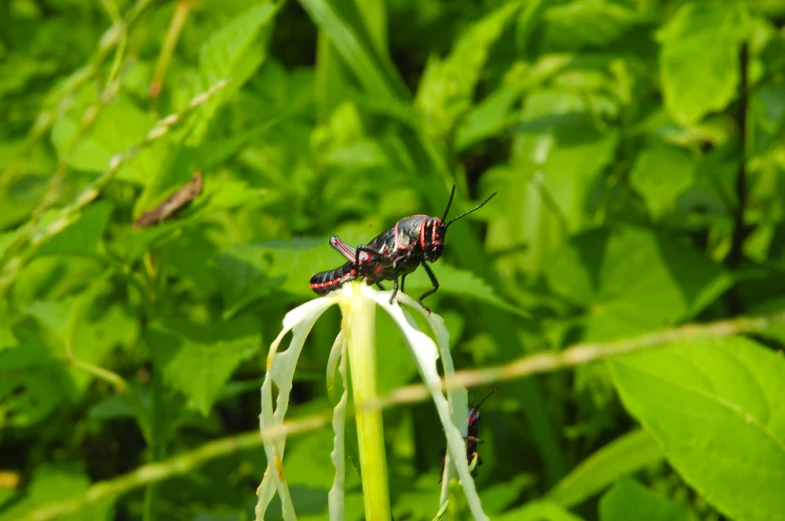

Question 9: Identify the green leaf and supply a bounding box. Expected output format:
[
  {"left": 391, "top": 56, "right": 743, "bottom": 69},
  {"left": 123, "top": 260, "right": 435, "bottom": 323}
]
[
  {"left": 88, "top": 394, "right": 135, "bottom": 421},
  {"left": 50, "top": 95, "right": 163, "bottom": 183},
  {"left": 37, "top": 201, "right": 113, "bottom": 257},
  {"left": 609, "top": 336, "right": 785, "bottom": 521},
  {"left": 455, "top": 87, "right": 520, "bottom": 152},
  {"left": 498, "top": 500, "right": 586, "bottom": 521},
  {"left": 25, "top": 282, "right": 138, "bottom": 396},
  {"left": 480, "top": 475, "right": 537, "bottom": 515},
  {"left": 404, "top": 262, "right": 529, "bottom": 317},
  {"left": 547, "top": 430, "right": 663, "bottom": 509},
  {"left": 299, "top": 0, "right": 408, "bottom": 102},
  {"left": 226, "top": 239, "right": 333, "bottom": 298},
  {"left": 25, "top": 298, "right": 73, "bottom": 342},
  {"left": 629, "top": 144, "right": 697, "bottom": 219},
  {"left": 190, "top": 1, "right": 279, "bottom": 144},
  {"left": 0, "top": 305, "right": 17, "bottom": 350},
  {"left": 282, "top": 430, "right": 336, "bottom": 488},
  {"left": 0, "top": 465, "right": 113, "bottom": 521},
  {"left": 212, "top": 247, "right": 284, "bottom": 318},
  {"left": 148, "top": 315, "right": 261, "bottom": 415},
  {"left": 511, "top": 90, "right": 620, "bottom": 236},
  {"left": 116, "top": 218, "right": 197, "bottom": 261},
  {"left": 161, "top": 232, "right": 219, "bottom": 298},
  {"left": 599, "top": 476, "right": 690, "bottom": 521},
  {"left": 545, "top": 226, "right": 732, "bottom": 340},
  {"left": 751, "top": 82, "right": 785, "bottom": 154},
  {"left": 414, "top": 0, "right": 521, "bottom": 139},
  {"left": 542, "top": 0, "right": 639, "bottom": 50},
  {"left": 659, "top": 1, "right": 750, "bottom": 125},
  {"left": 0, "top": 341, "right": 69, "bottom": 427}
]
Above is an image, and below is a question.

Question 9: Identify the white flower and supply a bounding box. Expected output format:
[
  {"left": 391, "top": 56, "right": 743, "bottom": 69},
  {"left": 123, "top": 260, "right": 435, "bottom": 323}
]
[{"left": 255, "top": 281, "right": 489, "bottom": 521}]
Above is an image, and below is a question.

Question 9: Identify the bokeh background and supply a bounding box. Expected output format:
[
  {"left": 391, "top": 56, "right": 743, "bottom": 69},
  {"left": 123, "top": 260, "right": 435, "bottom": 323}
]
[{"left": 2, "top": 0, "right": 785, "bottom": 520}]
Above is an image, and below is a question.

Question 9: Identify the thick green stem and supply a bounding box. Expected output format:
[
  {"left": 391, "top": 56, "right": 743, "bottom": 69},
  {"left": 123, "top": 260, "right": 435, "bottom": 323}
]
[{"left": 342, "top": 282, "right": 391, "bottom": 521}]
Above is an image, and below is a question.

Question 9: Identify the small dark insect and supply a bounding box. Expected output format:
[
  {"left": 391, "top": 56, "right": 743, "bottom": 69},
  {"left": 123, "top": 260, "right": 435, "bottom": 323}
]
[
  {"left": 440, "top": 386, "right": 500, "bottom": 481},
  {"left": 133, "top": 170, "right": 203, "bottom": 228},
  {"left": 309, "top": 186, "right": 497, "bottom": 312}
]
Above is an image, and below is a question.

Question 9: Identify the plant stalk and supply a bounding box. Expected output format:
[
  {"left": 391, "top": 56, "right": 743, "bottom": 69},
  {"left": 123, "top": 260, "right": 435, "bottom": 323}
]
[{"left": 342, "top": 282, "right": 391, "bottom": 521}]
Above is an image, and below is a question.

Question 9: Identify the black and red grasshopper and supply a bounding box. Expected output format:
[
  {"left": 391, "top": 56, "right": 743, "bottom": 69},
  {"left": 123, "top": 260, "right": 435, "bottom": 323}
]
[
  {"left": 440, "top": 386, "right": 500, "bottom": 480},
  {"left": 309, "top": 186, "right": 496, "bottom": 312}
]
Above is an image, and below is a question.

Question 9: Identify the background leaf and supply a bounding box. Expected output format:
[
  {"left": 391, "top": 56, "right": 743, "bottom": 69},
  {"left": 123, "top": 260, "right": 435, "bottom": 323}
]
[
  {"left": 609, "top": 336, "right": 785, "bottom": 521},
  {"left": 659, "top": 1, "right": 750, "bottom": 124},
  {"left": 599, "top": 476, "right": 689, "bottom": 521},
  {"left": 148, "top": 316, "right": 261, "bottom": 415},
  {"left": 547, "top": 430, "right": 662, "bottom": 509}
]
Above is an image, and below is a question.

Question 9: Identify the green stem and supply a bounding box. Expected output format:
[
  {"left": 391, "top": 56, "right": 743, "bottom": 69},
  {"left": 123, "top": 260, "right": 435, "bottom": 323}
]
[
  {"left": 342, "top": 282, "right": 391, "bottom": 521},
  {"left": 143, "top": 370, "right": 167, "bottom": 521}
]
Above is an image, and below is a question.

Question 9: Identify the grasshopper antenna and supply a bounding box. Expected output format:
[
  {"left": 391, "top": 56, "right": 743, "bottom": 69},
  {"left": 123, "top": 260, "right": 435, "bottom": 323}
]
[
  {"left": 445, "top": 191, "right": 497, "bottom": 228},
  {"left": 441, "top": 185, "right": 457, "bottom": 222},
  {"left": 473, "top": 386, "right": 500, "bottom": 410}
]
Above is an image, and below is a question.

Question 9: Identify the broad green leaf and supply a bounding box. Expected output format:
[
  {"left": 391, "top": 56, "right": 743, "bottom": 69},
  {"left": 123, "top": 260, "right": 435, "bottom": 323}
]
[
  {"left": 116, "top": 217, "right": 199, "bottom": 261},
  {"left": 493, "top": 91, "right": 619, "bottom": 275},
  {"left": 545, "top": 226, "right": 732, "bottom": 340},
  {"left": 67, "top": 303, "right": 138, "bottom": 394},
  {"left": 548, "top": 430, "right": 663, "bottom": 508},
  {"left": 282, "top": 430, "right": 336, "bottom": 488},
  {"left": 0, "top": 54, "right": 57, "bottom": 98},
  {"left": 480, "top": 475, "right": 537, "bottom": 515},
  {"left": 312, "top": 101, "right": 392, "bottom": 170},
  {"left": 0, "top": 341, "right": 69, "bottom": 427},
  {"left": 751, "top": 82, "right": 785, "bottom": 154},
  {"left": 0, "top": 305, "right": 17, "bottom": 350},
  {"left": 455, "top": 87, "right": 519, "bottom": 152},
  {"left": 629, "top": 144, "right": 697, "bottom": 218},
  {"left": 190, "top": 1, "right": 279, "bottom": 144},
  {"left": 0, "top": 231, "right": 15, "bottom": 260},
  {"left": 414, "top": 0, "right": 521, "bottom": 139},
  {"left": 25, "top": 298, "right": 73, "bottom": 342},
  {"left": 659, "top": 1, "right": 750, "bottom": 125},
  {"left": 88, "top": 394, "right": 135, "bottom": 421},
  {"left": 212, "top": 247, "right": 284, "bottom": 318},
  {"left": 542, "top": 0, "right": 639, "bottom": 50},
  {"left": 514, "top": 91, "right": 620, "bottom": 226},
  {"left": 498, "top": 500, "right": 586, "bottom": 521},
  {"left": 161, "top": 232, "right": 219, "bottom": 298},
  {"left": 609, "top": 336, "right": 785, "bottom": 521},
  {"left": 229, "top": 239, "right": 334, "bottom": 298},
  {"left": 0, "top": 465, "right": 113, "bottom": 521},
  {"left": 375, "top": 309, "right": 419, "bottom": 393},
  {"left": 148, "top": 315, "right": 261, "bottom": 415},
  {"left": 50, "top": 95, "right": 164, "bottom": 183},
  {"left": 37, "top": 201, "right": 113, "bottom": 257},
  {"left": 403, "top": 262, "right": 529, "bottom": 317},
  {"left": 599, "top": 476, "right": 689, "bottom": 521},
  {"left": 10, "top": 258, "right": 104, "bottom": 310},
  {"left": 25, "top": 281, "right": 138, "bottom": 396}
]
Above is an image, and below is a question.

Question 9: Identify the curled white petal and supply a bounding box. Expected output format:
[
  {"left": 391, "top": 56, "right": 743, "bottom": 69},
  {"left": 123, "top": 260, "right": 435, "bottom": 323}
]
[
  {"left": 367, "top": 286, "right": 488, "bottom": 521},
  {"left": 328, "top": 331, "right": 348, "bottom": 520},
  {"left": 257, "top": 295, "right": 339, "bottom": 521}
]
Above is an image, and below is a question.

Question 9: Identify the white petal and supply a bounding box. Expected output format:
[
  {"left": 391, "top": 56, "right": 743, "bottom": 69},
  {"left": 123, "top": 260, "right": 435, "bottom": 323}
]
[
  {"left": 328, "top": 332, "right": 348, "bottom": 520},
  {"left": 256, "top": 295, "right": 338, "bottom": 521},
  {"left": 368, "top": 287, "right": 489, "bottom": 521}
]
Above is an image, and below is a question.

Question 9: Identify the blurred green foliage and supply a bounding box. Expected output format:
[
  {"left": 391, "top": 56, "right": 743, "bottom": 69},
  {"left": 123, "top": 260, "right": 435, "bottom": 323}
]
[{"left": 1, "top": 0, "right": 785, "bottom": 520}]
